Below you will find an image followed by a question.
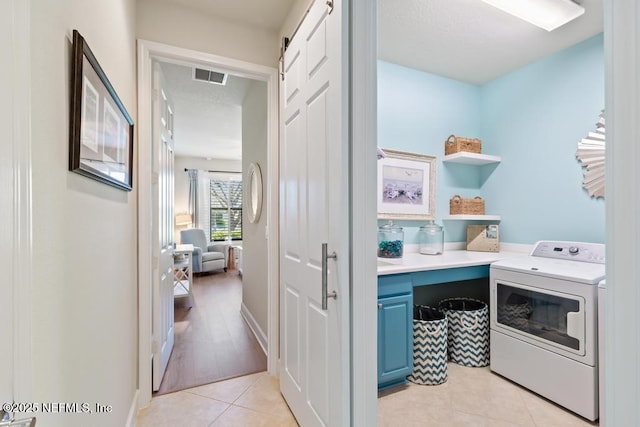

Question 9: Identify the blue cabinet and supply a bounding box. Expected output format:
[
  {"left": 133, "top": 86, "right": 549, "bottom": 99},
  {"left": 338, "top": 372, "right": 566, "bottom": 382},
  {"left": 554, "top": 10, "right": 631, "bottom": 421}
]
[{"left": 378, "top": 274, "right": 413, "bottom": 389}]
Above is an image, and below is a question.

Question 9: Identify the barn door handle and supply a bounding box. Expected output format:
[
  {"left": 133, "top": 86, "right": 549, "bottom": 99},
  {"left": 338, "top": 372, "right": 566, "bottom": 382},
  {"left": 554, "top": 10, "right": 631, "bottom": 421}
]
[{"left": 322, "top": 243, "right": 337, "bottom": 310}]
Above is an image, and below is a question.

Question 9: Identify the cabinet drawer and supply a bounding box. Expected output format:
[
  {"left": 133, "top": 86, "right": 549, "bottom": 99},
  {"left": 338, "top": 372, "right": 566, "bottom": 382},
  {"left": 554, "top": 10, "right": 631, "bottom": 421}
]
[{"left": 378, "top": 273, "right": 412, "bottom": 298}]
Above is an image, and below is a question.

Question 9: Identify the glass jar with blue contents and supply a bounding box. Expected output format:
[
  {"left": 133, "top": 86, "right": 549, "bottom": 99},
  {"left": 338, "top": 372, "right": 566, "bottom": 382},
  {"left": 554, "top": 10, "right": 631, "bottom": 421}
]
[{"left": 377, "top": 220, "right": 404, "bottom": 258}]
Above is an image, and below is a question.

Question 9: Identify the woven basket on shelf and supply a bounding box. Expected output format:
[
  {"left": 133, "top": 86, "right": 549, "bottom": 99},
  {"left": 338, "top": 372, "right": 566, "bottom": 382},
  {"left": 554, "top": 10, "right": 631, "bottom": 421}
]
[
  {"left": 445, "top": 135, "right": 482, "bottom": 155},
  {"left": 450, "top": 195, "right": 485, "bottom": 215}
]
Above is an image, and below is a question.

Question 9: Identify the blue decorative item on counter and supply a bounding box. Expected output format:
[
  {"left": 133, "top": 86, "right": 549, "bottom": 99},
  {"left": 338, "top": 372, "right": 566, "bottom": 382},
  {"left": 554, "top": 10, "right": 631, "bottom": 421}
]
[{"left": 378, "top": 220, "right": 404, "bottom": 258}]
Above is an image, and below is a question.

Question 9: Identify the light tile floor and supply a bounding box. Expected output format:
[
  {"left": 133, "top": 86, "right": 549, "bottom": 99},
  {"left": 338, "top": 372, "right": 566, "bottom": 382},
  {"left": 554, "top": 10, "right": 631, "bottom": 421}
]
[
  {"left": 136, "top": 364, "right": 599, "bottom": 426},
  {"left": 378, "top": 363, "right": 599, "bottom": 427},
  {"left": 136, "top": 372, "right": 298, "bottom": 427}
]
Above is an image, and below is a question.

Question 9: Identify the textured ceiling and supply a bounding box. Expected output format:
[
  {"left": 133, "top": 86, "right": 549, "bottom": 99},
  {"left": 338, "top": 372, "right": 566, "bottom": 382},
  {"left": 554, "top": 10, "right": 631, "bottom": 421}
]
[
  {"left": 159, "top": 62, "right": 254, "bottom": 160},
  {"left": 378, "top": 0, "right": 603, "bottom": 85}
]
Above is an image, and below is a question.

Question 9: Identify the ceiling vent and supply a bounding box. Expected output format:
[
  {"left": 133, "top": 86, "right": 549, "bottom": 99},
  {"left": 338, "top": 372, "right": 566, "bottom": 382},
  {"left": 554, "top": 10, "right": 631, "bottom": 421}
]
[{"left": 193, "top": 67, "right": 228, "bottom": 86}]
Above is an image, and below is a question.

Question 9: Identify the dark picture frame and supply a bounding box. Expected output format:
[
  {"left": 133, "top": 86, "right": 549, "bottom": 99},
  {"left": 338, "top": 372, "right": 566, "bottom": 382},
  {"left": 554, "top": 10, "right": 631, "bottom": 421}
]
[{"left": 69, "top": 30, "right": 134, "bottom": 191}]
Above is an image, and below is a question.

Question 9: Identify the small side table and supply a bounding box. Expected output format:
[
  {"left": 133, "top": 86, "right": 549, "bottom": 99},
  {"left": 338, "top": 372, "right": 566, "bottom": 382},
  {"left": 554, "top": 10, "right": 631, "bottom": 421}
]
[
  {"left": 234, "top": 245, "right": 243, "bottom": 276},
  {"left": 174, "top": 244, "right": 194, "bottom": 308},
  {"left": 228, "top": 246, "right": 237, "bottom": 270}
]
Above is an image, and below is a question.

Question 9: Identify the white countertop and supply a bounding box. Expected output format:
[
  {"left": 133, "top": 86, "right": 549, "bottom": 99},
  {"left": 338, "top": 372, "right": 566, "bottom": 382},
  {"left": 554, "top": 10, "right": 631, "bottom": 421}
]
[{"left": 377, "top": 250, "right": 527, "bottom": 276}]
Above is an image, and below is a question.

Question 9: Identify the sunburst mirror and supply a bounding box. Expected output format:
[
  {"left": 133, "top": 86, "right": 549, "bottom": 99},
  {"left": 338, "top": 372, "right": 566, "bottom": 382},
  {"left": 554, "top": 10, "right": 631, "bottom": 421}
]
[{"left": 576, "top": 111, "right": 605, "bottom": 199}]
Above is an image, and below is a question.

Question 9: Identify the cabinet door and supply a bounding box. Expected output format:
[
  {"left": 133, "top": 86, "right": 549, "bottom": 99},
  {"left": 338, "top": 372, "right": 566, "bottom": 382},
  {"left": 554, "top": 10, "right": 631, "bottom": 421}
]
[{"left": 378, "top": 293, "right": 413, "bottom": 386}]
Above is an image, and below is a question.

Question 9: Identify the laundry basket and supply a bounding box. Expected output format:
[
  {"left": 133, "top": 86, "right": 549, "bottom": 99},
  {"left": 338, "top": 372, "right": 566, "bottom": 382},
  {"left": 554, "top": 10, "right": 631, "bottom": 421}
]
[
  {"left": 407, "top": 305, "right": 448, "bottom": 385},
  {"left": 438, "top": 298, "right": 490, "bottom": 367}
]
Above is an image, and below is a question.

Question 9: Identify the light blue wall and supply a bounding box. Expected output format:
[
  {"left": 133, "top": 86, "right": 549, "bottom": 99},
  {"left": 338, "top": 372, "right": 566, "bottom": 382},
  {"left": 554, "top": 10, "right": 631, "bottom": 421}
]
[
  {"left": 480, "top": 34, "right": 604, "bottom": 244},
  {"left": 378, "top": 61, "right": 482, "bottom": 243},
  {"left": 377, "top": 34, "right": 605, "bottom": 245}
]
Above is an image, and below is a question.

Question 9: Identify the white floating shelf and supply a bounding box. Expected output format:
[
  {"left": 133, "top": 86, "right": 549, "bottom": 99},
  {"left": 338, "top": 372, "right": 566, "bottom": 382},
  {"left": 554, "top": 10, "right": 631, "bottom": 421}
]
[
  {"left": 443, "top": 215, "right": 501, "bottom": 221},
  {"left": 443, "top": 152, "right": 502, "bottom": 165}
]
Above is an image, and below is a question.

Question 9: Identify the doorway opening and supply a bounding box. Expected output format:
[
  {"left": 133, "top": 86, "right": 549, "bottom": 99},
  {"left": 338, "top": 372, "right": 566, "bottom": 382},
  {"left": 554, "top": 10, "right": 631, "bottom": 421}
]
[
  {"left": 137, "top": 39, "right": 279, "bottom": 407},
  {"left": 153, "top": 59, "right": 268, "bottom": 395}
]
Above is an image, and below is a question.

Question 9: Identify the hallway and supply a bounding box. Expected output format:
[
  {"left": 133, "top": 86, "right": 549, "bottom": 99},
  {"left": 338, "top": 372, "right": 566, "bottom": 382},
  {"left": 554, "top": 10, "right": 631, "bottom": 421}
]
[
  {"left": 156, "top": 270, "right": 267, "bottom": 395},
  {"left": 138, "top": 372, "right": 298, "bottom": 426}
]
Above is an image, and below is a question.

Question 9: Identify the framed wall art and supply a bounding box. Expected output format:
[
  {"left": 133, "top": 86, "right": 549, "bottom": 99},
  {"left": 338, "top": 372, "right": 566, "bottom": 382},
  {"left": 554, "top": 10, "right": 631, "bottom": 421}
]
[
  {"left": 377, "top": 149, "right": 437, "bottom": 220},
  {"left": 69, "top": 29, "right": 134, "bottom": 191}
]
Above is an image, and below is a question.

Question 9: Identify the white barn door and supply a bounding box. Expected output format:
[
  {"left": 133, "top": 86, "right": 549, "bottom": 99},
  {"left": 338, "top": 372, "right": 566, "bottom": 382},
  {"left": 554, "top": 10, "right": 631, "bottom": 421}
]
[
  {"left": 279, "top": 0, "right": 350, "bottom": 425},
  {"left": 151, "top": 63, "right": 176, "bottom": 391}
]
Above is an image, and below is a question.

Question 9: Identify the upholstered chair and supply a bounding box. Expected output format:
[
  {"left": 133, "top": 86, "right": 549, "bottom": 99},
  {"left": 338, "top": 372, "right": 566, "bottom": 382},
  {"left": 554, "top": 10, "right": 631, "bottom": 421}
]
[{"left": 180, "top": 229, "right": 229, "bottom": 273}]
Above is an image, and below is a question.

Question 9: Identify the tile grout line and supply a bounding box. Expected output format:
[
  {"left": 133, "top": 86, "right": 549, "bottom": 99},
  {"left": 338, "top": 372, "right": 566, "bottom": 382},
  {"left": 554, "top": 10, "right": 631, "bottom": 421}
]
[
  {"left": 181, "top": 373, "right": 265, "bottom": 405},
  {"left": 207, "top": 402, "right": 233, "bottom": 427},
  {"left": 230, "top": 375, "right": 295, "bottom": 419}
]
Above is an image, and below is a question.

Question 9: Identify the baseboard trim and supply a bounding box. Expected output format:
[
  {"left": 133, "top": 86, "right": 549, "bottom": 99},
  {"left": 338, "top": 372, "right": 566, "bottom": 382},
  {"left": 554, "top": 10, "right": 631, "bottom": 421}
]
[
  {"left": 126, "top": 389, "right": 139, "bottom": 427},
  {"left": 240, "top": 302, "right": 268, "bottom": 356}
]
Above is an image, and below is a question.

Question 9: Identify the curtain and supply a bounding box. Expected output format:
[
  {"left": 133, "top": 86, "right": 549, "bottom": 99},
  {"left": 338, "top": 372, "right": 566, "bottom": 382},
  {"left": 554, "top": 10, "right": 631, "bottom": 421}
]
[
  {"left": 187, "top": 169, "right": 198, "bottom": 226},
  {"left": 196, "top": 170, "right": 211, "bottom": 240},
  {"left": 187, "top": 169, "right": 241, "bottom": 242}
]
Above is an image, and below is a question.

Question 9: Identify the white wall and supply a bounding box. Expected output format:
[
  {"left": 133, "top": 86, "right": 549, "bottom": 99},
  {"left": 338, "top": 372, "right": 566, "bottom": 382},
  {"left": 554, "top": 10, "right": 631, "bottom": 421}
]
[
  {"left": 278, "top": 0, "right": 310, "bottom": 42},
  {"left": 241, "top": 81, "right": 269, "bottom": 335},
  {"left": 30, "top": 0, "right": 138, "bottom": 426},
  {"left": 137, "top": 0, "right": 279, "bottom": 68}
]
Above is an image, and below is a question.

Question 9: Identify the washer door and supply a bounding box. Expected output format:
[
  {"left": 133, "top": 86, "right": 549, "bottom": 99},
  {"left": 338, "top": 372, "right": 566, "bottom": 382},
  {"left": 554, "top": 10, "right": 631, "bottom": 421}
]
[{"left": 492, "top": 280, "right": 586, "bottom": 358}]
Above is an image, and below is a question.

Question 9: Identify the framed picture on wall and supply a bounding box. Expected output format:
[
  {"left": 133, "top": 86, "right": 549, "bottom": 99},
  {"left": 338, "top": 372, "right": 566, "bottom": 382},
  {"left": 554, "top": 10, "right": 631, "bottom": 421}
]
[
  {"left": 69, "top": 29, "right": 134, "bottom": 191},
  {"left": 377, "top": 149, "right": 437, "bottom": 220}
]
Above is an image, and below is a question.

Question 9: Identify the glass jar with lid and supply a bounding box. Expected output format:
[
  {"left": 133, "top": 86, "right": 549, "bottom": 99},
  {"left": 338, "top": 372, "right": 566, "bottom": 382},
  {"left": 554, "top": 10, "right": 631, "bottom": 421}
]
[
  {"left": 418, "top": 220, "right": 444, "bottom": 255},
  {"left": 378, "top": 220, "right": 404, "bottom": 258}
]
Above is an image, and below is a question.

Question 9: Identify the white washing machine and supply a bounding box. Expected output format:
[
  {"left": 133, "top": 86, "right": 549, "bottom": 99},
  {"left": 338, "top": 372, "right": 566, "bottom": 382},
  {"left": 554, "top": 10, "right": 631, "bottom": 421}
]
[{"left": 490, "top": 241, "right": 605, "bottom": 421}]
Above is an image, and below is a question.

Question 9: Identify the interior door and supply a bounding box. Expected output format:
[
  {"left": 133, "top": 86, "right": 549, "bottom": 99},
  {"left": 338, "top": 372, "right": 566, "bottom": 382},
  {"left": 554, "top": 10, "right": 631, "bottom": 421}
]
[
  {"left": 279, "top": 0, "right": 350, "bottom": 425},
  {"left": 152, "top": 62, "right": 176, "bottom": 391}
]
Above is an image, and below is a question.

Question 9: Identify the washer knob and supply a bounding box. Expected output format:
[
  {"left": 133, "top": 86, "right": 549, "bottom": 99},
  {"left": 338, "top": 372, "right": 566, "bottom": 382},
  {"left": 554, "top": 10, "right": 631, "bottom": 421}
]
[{"left": 569, "top": 246, "right": 579, "bottom": 255}]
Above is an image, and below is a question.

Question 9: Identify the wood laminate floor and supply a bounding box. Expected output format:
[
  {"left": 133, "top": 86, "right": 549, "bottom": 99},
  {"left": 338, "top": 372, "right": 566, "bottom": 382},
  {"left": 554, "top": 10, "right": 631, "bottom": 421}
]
[{"left": 155, "top": 269, "right": 267, "bottom": 395}]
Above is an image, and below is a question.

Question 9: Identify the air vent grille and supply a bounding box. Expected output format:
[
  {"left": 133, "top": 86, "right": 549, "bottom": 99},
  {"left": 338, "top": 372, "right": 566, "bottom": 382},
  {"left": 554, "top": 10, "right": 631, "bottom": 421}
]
[{"left": 193, "top": 68, "right": 228, "bottom": 86}]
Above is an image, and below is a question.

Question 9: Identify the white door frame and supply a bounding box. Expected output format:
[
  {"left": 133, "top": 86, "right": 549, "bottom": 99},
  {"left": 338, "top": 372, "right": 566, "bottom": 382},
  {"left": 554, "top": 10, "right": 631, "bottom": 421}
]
[
  {"left": 350, "top": 0, "right": 378, "bottom": 424},
  {"left": 137, "top": 39, "right": 279, "bottom": 407},
  {"left": 603, "top": 1, "right": 640, "bottom": 425},
  {"left": 349, "top": 0, "right": 640, "bottom": 424},
  {"left": 2, "top": 0, "right": 33, "bottom": 408}
]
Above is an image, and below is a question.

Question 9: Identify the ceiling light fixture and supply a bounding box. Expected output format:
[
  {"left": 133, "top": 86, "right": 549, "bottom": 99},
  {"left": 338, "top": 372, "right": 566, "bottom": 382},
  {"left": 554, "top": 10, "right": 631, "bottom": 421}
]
[{"left": 482, "top": 0, "right": 585, "bottom": 32}]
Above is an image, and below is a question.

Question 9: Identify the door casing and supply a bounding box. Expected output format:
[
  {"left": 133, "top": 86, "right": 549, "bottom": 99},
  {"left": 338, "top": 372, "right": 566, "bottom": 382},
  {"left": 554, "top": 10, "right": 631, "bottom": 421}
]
[
  {"left": 136, "top": 40, "right": 279, "bottom": 407},
  {"left": 2, "top": 0, "right": 33, "bottom": 410}
]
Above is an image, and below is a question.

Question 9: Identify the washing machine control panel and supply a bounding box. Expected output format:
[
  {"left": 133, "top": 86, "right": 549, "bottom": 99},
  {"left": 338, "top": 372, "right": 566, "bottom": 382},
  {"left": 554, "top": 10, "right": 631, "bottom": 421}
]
[{"left": 531, "top": 241, "right": 605, "bottom": 264}]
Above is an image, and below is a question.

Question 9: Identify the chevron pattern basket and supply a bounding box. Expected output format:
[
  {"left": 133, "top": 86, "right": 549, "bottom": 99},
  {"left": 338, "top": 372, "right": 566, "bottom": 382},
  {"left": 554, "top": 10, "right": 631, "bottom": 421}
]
[
  {"left": 438, "top": 298, "right": 490, "bottom": 367},
  {"left": 407, "top": 306, "right": 448, "bottom": 385}
]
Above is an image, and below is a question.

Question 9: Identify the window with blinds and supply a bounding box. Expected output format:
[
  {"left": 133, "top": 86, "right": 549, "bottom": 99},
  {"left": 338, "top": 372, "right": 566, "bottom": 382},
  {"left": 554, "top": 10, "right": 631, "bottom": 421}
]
[{"left": 210, "top": 177, "right": 242, "bottom": 241}]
